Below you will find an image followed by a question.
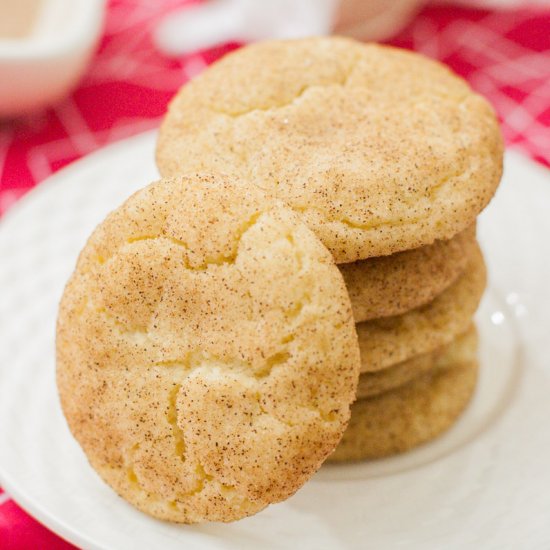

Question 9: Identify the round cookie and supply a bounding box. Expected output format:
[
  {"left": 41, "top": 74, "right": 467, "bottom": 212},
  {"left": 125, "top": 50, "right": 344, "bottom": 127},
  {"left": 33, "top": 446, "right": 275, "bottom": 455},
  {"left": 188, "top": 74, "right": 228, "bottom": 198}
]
[
  {"left": 342, "top": 225, "right": 477, "bottom": 323},
  {"left": 356, "top": 325, "right": 477, "bottom": 399},
  {"left": 328, "top": 358, "right": 479, "bottom": 462},
  {"left": 56, "top": 175, "right": 360, "bottom": 524},
  {"left": 357, "top": 242, "right": 486, "bottom": 373},
  {"left": 156, "top": 37, "right": 503, "bottom": 263}
]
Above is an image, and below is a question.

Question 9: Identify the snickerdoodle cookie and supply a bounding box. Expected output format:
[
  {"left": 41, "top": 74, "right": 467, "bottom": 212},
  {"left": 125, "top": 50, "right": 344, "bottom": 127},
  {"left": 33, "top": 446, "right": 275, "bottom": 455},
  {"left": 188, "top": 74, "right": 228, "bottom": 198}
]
[
  {"left": 57, "top": 175, "right": 360, "bottom": 523},
  {"left": 342, "top": 225, "right": 477, "bottom": 323},
  {"left": 357, "top": 243, "right": 485, "bottom": 372},
  {"left": 156, "top": 37, "right": 503, "bottom": 262},
  {"left": 329, "top": 348, "right": 478, "bottom": 462},
  {"left": 356, "top": 325, "right": 477, "bottom": 399}
]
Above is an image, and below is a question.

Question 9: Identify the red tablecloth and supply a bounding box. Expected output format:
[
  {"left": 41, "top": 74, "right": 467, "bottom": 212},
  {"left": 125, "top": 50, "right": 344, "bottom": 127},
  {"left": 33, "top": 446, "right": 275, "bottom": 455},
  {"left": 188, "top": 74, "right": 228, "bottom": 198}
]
[{"left": 1, "top": 1, "right": 549, "bottom": 548}]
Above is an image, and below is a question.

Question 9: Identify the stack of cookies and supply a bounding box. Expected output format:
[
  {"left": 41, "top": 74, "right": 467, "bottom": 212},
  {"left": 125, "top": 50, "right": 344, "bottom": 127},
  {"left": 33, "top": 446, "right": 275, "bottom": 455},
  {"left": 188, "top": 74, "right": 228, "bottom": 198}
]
[
  {"left": 156, "top": 37, "right": 502, "bottom": 463},
  {"left": 57, "top": 37, "right": 503, "bottom": 525},
  {"left": 330, "top": 225, "right": 486, "bottom": 461}
]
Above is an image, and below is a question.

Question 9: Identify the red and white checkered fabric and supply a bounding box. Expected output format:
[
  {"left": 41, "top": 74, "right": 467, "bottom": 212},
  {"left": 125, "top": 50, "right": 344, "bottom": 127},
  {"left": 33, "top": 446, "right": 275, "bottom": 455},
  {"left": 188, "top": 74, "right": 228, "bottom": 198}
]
[{"left": 1, "top": 1, "right": 549, "bottom": 548}]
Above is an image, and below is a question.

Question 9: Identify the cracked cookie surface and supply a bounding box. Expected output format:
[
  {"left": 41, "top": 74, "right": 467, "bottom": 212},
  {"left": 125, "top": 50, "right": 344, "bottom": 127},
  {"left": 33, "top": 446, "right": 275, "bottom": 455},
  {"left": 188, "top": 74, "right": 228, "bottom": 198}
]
[
  {"left": 56, "top": 175, "right": 360, "bottom": 523},
  {"left": 156, "top": 37, "right": 503, "bottom": 263},
  {"left": 341, "top": 225, "right": 477, "bottom": 323},
  {"left": 357, "top": 242, "right": 486, "bottom": 372}
]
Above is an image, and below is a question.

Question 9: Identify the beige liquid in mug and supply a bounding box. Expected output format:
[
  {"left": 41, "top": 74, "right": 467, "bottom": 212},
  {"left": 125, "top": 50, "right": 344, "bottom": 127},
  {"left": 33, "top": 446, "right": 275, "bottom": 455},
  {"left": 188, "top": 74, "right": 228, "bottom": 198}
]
[{"left": 0, "top": 0, "right": 43, "bottom": 38}]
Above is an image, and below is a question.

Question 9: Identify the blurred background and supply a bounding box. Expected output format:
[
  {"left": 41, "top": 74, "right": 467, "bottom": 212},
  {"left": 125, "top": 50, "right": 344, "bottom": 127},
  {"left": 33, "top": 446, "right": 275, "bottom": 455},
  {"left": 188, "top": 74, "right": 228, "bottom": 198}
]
[{"left": 0, "top": 0, "right": 549, "bottom": 547}]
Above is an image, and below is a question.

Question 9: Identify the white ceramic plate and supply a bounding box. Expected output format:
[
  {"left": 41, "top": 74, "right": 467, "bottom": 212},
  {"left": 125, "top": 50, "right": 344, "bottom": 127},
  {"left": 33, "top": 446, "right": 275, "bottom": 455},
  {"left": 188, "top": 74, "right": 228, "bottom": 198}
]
[{"left": 1, "top": 131, "right": 549, "bottom": 550}]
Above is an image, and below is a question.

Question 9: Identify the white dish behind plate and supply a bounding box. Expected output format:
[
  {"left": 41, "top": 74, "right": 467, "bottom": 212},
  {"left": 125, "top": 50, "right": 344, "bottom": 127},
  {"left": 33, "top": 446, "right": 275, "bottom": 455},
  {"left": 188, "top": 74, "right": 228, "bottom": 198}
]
[
  {"left": 0, "top": 132, "right": 549, "bottom": 549},
  {"left": 0, "top": 0, "right": 105, "bottom": 117}
]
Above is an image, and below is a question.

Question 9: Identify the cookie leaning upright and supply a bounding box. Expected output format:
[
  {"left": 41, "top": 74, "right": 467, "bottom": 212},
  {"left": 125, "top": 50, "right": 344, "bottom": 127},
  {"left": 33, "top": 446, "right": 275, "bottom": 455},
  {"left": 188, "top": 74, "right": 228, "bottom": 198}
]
[
  {"left": 156, "top": 37, "right": 503, "bottom": 263},
  {"left": 56, "top": 174, "right": 360, "bottom": 523}
]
